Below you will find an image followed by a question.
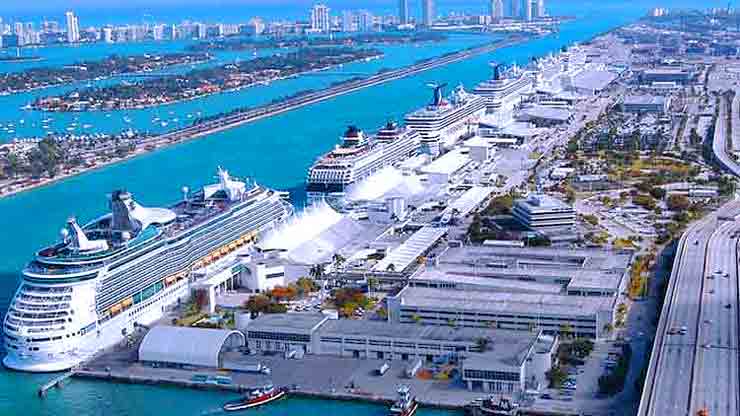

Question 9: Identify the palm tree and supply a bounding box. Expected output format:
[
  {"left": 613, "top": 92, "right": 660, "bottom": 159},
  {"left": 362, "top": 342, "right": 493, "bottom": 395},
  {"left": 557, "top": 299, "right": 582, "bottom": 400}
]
[{"left": 559, "top": 324, "right": 574, "bottom": 339}]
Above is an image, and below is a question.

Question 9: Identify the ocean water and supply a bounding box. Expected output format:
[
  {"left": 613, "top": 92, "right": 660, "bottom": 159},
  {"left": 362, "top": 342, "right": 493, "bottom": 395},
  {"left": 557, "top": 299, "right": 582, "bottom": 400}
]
[{"left": 0, "top": 1, "right": 670, "bottom": 414}]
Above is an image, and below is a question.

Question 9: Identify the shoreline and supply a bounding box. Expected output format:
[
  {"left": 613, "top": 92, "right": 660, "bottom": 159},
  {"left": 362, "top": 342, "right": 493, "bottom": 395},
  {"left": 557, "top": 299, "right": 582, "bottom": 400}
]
[
  {"left": 71, "top": 369, "right": 463, "bottom": 411},
  {"left": 32, "top": 53, "right": 384, "bottom": 113},
  {"left": 0, "top": 36, "right": 528, "bottom": 201},
  {"left": 0, "top": 56, "right": 213, "bottom": 98}
]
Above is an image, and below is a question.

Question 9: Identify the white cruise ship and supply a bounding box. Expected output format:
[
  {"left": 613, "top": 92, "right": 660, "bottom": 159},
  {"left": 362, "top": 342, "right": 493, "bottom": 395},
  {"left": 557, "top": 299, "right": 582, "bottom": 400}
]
[
  {"left": 306, "top": 122, "right": 420, "bottom": 203},
  {"left": 3, "top": 167, "right": 292, "bottom": 372},
  {"left": 404, "top": 84, "right": 486, "bottom": 156},
  {"left": 473, "top": 63, "right": 533, "bottom": 126}
]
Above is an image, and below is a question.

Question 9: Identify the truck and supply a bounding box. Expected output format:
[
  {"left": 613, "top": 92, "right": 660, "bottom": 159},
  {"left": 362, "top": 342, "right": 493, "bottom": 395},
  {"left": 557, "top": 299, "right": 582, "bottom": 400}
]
[{"left": 228, "top": 362, "right": 271, "bottom": 375}]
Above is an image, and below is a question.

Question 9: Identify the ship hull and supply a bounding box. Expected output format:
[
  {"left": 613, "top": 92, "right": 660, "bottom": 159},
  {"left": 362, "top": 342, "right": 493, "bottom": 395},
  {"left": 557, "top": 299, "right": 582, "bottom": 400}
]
[
  {"left": 3, "top": 186, "right": 292, "bottom": 373},
  {"left": 223, "top": 389, "right": 287, "bottom": 411},
  {"left": 3, "top": 278, "right": 190, "bottom": 372}
]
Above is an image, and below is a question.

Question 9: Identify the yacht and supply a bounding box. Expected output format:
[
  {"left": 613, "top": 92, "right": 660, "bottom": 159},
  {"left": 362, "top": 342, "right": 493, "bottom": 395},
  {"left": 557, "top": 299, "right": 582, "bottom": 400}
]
[
  {"left": 2, "top": 167, "right": 293, "bottom": 372},
  {"left": 404, "top": 84, "right": 486, "bottom": 156},
  {"left": 305, "top": 122, "right": 420, "bottom": 203}
]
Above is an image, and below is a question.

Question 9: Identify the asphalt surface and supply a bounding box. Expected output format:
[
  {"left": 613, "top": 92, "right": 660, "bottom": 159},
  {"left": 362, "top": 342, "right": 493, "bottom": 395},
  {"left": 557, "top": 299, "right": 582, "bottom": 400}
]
[{"left": 638, "top": 201, "right": 740, "bottom": 416}]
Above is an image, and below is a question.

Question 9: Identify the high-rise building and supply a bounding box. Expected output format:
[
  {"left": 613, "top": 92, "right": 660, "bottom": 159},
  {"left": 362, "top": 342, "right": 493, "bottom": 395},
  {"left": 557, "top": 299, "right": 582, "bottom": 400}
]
[
  {"left": 102, "top": 27, "right": 113, "bottom": 43},
  {"left": 245, "top": 18, "right": 265, "bottom": 35},
  {"left": 522, "top": 0, "right": 533, "bottom": 21},
  {"left": 65, "top": 11, "right": 80, "bottom": 43},
  {"left": 511, "top": 0, "right": 520, "bottom": 19},
  {"left": 399, "top": 0, "right": 409, "bottom": 24},
  {"left": 41, "top": 20, "right": 59, "bottom": 33},
  {"left": 152, "top": 24, "right": 165, "bottom": 41},
  {"left": 310, "top": 4, "right": 331, "bottom": 33},
  {"left": 536, "top": 0, "right": 545, "bottom": 18},
  {"left": 357, "top": 10, "right": 374, "bottom": 32},
  {"left": 342, "top": 10, "right": 355, "bottom": 32},
  {"left": 490, "top": 0, "right": 504, "bottom": 20},
  {"left": 196, "top": 23, "right": 207, "bottom": 39},
  {"left": 422, "top": 0, "right": 435, "bottom": 27}
]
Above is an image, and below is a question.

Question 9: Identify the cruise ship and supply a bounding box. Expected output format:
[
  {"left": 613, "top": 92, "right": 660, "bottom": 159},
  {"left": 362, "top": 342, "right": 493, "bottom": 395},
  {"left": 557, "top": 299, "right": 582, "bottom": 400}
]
[
  {"left": 404, "top": 84, "right": 486, "bottom": 157},
  {"left": 306, "top": 122, "right": 420, "bottom": 203},
  {"left": 473, "top": 63, "right": 533, "bottom": 126},
  {"left": 3, "top": 168, "right": 293, "bottom": 372}
]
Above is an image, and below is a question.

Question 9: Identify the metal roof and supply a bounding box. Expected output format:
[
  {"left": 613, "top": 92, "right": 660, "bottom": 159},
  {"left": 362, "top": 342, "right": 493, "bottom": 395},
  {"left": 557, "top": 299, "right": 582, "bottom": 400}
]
[
  {"left": 138, "top": 326, "right": 245, "bottom": 368},
  {"left": 445, "top": 186, "right": 494, "bottom": 217},
  {"left": 373, "top": 226, "right": 448, "bottom": 272}
]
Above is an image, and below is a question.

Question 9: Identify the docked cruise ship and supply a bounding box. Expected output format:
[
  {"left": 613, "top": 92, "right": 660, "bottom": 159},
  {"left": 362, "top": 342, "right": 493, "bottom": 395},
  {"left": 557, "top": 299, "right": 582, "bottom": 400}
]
[
  {"left": 306, "top": 122, "right": 420, "bottom": 203},
  {"left": 473, "top": 63, "right": 533, "bottom": 127},
  {"left": 404, "top": 84, "right": 486, "bottom": 157},
  {"left": 3, "top": 168, "right": 292, "bottom": 372}
]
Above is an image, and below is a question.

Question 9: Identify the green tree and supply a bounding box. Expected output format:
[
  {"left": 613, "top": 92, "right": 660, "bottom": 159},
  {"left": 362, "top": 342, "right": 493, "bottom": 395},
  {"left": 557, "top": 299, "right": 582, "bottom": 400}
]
[{"left": 560, "top": 323, "right": 574, "bottom": 339}]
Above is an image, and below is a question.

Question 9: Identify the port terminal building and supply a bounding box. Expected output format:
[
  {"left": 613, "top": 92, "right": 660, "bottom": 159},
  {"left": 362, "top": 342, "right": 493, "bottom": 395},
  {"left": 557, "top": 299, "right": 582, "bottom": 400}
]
[
  {"left": 244, "top": 313, "right": 557, "bottom": 394},
  {"left": 386, "top": 286, "right": 615, "bottom": 339},
  {"left": 415, "top": 245, "right": 632, "bottom": 298},
  {"left": 512, "top": 194, "right": 576, "bottom": 228}
]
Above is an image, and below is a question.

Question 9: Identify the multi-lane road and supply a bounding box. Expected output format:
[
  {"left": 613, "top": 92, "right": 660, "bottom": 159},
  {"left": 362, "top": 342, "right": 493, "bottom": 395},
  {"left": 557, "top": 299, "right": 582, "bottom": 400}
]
[
  {"left": 640, "top": 83, "right": 740, "bottom": 416},
  {"left": 638, "top": 200, "right": 740, "bottom": 416}
]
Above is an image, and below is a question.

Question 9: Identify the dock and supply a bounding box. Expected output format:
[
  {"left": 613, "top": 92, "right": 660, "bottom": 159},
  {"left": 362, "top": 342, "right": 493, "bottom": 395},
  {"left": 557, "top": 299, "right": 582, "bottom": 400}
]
[{"left": 38, "top": 370, "right": 76, "bottom": 397}]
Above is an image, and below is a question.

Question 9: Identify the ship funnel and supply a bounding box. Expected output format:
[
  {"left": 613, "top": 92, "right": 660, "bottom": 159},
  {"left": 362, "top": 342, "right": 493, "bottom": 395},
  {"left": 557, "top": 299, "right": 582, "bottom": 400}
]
[
  {"left": 427, "top": 82, "right": 448, "bottom": 107},
  {"left": 491, "top": 63, "right": 503, "bottom": 81},
  {"left": 110, "top": 190, "right": 138, "bottom": 233}
]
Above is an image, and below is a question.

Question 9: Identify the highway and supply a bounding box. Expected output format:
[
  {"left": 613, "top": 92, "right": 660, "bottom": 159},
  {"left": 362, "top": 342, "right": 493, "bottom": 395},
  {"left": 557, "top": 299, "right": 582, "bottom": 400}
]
[
  {"left": 638, "top": 201, "right": 740, "bottom": 416},
  {"left": 711, "top": 94, "right": 740, "bottom": 177}
]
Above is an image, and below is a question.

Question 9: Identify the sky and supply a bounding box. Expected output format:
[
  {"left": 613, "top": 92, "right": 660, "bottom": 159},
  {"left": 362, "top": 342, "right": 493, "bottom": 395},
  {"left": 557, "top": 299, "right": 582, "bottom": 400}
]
[{"left": 0, "top": 0, "right": 729, "bottom": 26}]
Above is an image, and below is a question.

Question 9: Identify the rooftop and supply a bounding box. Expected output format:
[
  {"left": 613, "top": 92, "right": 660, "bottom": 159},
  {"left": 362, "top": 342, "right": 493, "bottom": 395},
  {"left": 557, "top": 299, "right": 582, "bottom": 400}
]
[
  {"left": 373, "top": 226, "right": 448, "bottom": 272},
  {"left": 520, "top": 105, "right": 572, "bottom": 122},
  {"left": 412, "top": 268, "right": 565, "bottom": 294},
  {"left": 420, "top": 149, "right": 471, "bottom": 175},
  {"left": 514, "top": 194, "right": 573, "bottom": 214},
  {"left": 319, "top": 319, "right": 542, "bottom": 370},
  {"left": 623, "top": 95, "right": 666, "bottom": 106},
  {"left": 571, "top": 69, "right": 618, "bottom": 91},
  {"left": 445, "top": 186, "right": 494, "bottom": 217},
  {"left": 247, "top": 312, "right": 329, "bottom": 333},
  {"left": 396, "top": 286, "right": 615, "bottom": 317}
]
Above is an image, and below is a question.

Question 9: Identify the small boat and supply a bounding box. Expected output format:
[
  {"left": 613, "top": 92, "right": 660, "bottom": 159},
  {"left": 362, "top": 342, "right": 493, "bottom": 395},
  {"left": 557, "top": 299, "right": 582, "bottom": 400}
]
[
  {"left": 83, "top": 124, "right": 92, "bottom": 129},
  {"left": 160, "top": 121, "right": 168, "bottom": 127},
  {"left": 223, "top": 384, "right": 287, "bottom": 412},
  {"left": 466, "top": 396, "right": 518, "bottom": 416},
  {"left": 388, "top": 385, "right": 418, "bottom": 416},
  {"left": 123, "top": 116, "right": 132, "bottom": 123}
]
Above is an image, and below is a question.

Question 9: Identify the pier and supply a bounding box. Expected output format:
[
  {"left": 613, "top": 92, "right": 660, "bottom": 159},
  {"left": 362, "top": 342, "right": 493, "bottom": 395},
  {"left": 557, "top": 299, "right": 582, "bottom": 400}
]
[{"left": 38, "top": 370, "right": 76, "bottom": 397}]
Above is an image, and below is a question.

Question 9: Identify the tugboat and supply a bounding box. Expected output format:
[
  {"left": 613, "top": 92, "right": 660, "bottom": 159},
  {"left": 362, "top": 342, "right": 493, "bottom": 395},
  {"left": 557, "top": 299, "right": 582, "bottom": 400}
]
[
  {"left": 223, "top": 384, "right": 287, "bottom": 412},
  {"left": 388, "top": 385, "right": 418, "bottom": 416},
  {"left": 465, "top": 396, "right": 518, "bottom": 416}
]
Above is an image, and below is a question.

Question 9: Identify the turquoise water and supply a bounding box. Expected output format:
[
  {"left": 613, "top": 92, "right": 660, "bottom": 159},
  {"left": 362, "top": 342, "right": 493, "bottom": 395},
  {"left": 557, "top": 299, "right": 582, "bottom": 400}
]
[{"left": 0, "top": 1, "right": 663, "bottom": 415}]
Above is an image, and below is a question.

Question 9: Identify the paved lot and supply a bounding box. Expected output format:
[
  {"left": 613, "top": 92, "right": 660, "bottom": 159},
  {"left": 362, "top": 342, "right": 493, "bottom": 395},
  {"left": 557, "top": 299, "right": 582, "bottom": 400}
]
[{"left": 85, "top": 349, "right": 485, "bottom": 407}]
